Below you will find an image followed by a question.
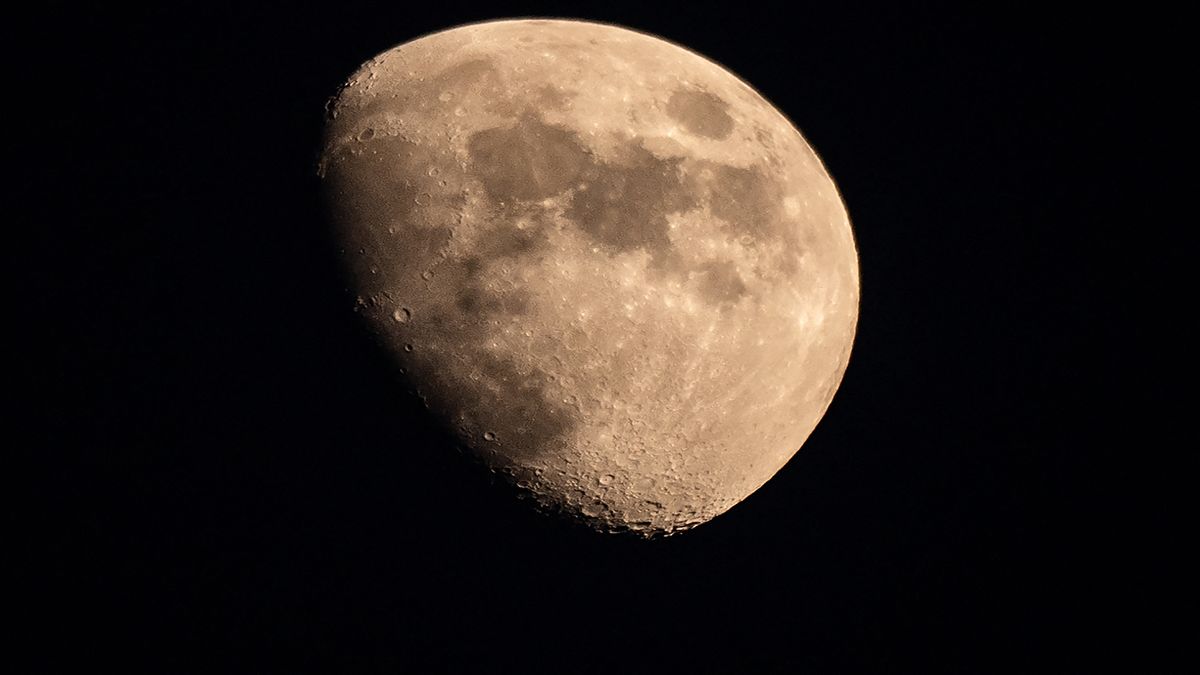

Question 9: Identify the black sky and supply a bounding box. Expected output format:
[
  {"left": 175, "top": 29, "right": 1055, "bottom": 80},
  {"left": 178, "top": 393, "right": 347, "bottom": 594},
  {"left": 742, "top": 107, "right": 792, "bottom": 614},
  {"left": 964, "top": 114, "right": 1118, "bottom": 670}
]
[{"left": 23, "top": 1, "right": 1179, "bottom": 673}]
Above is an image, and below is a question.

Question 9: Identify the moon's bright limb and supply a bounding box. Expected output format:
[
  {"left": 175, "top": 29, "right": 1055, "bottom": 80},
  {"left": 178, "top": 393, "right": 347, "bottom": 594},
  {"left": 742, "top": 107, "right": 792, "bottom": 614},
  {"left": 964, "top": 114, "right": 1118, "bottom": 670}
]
[{"left": 320, "top": 19, "right": 859, "bottom": 536}]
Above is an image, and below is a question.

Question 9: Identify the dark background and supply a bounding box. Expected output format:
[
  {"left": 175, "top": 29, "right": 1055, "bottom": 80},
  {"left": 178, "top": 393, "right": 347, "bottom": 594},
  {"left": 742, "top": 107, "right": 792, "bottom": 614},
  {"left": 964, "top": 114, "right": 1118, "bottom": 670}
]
[{"left": 24, "top": 1, "right": 1179, "bottom": 672}]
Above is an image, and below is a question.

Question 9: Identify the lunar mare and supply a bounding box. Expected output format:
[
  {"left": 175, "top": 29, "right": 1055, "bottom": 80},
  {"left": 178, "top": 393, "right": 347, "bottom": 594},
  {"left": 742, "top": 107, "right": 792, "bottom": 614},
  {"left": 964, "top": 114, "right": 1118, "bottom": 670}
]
[{"left": 320, "top": 19, "right": 859, "bottom": 536}]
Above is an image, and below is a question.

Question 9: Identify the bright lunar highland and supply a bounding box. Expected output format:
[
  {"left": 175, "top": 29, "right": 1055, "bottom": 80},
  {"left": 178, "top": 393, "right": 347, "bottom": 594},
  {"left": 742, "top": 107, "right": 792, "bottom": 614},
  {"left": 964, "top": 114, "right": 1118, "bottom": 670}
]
[{"left": 320, "top": 19, "right": 859, "bottom": 536}]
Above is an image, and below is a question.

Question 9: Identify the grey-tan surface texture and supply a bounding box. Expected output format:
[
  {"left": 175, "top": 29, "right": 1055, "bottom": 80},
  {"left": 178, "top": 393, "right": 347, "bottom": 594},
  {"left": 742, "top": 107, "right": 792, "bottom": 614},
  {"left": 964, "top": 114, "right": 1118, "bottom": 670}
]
[{"left": 320, "top": 19, "right": 859, "bottom": 535}]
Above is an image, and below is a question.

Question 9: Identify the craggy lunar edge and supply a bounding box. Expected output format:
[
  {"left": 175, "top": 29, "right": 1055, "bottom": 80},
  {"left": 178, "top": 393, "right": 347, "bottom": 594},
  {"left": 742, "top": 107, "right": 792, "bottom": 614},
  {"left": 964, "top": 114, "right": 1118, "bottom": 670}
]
[{"left": 318, "top": 19, "right": 860, "bottom": 536}]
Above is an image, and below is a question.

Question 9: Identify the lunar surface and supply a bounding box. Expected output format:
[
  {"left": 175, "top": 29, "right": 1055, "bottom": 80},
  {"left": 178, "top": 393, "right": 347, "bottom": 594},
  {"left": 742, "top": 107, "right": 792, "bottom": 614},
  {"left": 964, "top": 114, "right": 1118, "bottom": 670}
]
[{"left": 319, "top": 19, "right": 859, "bottom": 536}]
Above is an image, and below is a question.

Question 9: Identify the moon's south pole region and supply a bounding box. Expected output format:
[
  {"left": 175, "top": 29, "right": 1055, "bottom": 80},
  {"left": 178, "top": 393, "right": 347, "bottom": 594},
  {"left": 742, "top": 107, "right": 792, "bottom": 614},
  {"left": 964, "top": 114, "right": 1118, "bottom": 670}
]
[{"left": 319, "top": 19, "right": 860, "bottom": 536}]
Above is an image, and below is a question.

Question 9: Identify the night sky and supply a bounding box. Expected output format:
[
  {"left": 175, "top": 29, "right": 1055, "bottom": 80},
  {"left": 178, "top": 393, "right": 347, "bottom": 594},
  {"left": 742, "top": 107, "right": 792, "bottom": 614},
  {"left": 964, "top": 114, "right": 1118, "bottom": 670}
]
[{"left": 24, "top": 2, "right": 1176, "bottom": 672}]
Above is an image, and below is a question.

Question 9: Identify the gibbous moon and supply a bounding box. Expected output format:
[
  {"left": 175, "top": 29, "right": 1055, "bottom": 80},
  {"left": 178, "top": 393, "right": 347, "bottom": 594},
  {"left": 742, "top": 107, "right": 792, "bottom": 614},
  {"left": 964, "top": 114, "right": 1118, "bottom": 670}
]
[{"left": 319, "top": 19, "right": 859, "bottom": 536}]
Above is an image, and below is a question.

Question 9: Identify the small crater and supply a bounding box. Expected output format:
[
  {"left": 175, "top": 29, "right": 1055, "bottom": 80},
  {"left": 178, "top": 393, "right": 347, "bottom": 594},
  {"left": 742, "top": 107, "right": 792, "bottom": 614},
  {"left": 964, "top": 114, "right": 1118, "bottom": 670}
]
[{"left": 392, "top": 307, "right": 412, "bottom": 323}]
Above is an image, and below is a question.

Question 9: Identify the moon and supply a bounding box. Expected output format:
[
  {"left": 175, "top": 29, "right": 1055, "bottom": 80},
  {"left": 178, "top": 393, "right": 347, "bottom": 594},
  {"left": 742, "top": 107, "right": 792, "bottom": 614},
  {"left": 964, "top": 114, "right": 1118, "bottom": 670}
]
[{"left": 319, "top": 19, "right": 859, "bottom": 536}]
